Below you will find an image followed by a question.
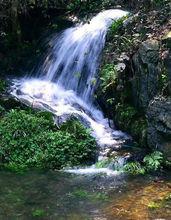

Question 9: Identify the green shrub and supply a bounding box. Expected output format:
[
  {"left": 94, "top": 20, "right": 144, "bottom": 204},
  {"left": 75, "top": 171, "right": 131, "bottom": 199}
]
[
  {"left": 123, "top": 151, "right": 164, "bottom": 175},
  {"left": 0, "top": 109, "right": 97, "bottom": 171},
  {"left": 143, "top": 151, "right": 163, "bottom": 171},
  {"left": 123, "top": 162, "right": 145, "bottom": 175},
  {"left": 109, "top": 16, "right": 128, "bottom": 35}
]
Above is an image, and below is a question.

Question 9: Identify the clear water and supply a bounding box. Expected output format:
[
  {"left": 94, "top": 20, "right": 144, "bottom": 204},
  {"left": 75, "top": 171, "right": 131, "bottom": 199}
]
[{"left": 0, "top": 170, "right": 170, "bottom": 219}]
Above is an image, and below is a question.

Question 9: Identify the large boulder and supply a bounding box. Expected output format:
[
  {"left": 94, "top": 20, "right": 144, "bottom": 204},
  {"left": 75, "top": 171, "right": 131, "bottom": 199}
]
[
  {"left": 132, "top": 40, "right": 160, "bottom": 110},
  {"left": 147, "top": 96, "right": 171, "bottom": 161}
]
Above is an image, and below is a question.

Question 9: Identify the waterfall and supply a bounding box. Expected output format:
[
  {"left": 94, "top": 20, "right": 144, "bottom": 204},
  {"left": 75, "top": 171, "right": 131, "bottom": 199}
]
[{"left": 11, "top": 9, "right": 130, "bottom": 148}]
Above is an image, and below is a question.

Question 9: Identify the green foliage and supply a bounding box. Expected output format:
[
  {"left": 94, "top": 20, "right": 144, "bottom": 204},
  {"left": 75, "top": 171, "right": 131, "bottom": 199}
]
[
  {"left": 148, "top": 201, "right": 161, "bottom": 209},
  {"left": 32, "top": 209, "right": 46, "bottom": 217},
  {"left": 148, "top": 192, "right": 171, "bottom": 211},
  {"left": 109, "top": 16, "right": 128, "bottom": 35},
  {"left": 124, "top": 151, "right": 164, "bottom": 175},
  {"left": 67, "top": 0, "right": 111, "bottom": 13},
  {"left": 95, "top": 158, "right": 112, "bottom": 168},
  {"left": 116, "top": 103, "right": 137, "bottom": 126},
  {"left": 115, "top": 103, "right": 147, "bottom": 146},
  {"left": 0, "top": 109, "right": 97, "bottom": 171},
  {"left": 100, "top": 64, "right": 118, "bottom": 92},
  {"left": 143, "top": 151, "right": 163, "bottom": 171},
  {"left": 123, "top": 162, "right": 145, "bottom": 175}
]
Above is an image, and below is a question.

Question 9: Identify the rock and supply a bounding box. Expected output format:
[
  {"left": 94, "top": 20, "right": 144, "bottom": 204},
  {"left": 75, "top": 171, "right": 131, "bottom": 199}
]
[
  {"left": 147, "top": 96, "right": 171, "bottom": 161},
  {"left": 162, "top": 31, "right": 171, "bottom": 48},
  {"left": 132, "top": 40, "right": 160, "bottom": 110},
  {"left": 163, "top": 31, "right": 171, "bottom": 95}
]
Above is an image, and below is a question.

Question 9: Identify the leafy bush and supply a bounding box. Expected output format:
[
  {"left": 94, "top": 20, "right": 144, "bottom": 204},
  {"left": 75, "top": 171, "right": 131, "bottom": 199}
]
[
  {"left": 109, "top": 16, "right": 128, "bottom": 35},
  {"left": 123, "top": 162, "right": 145, "bottom": 175},
  {"left": 143, "top": 151, "right": 163, "bottom": 171},
  {"left": 0, "top": 109, "right": 97, "bottom": 171},
  {"left": 123, "top": 151, "right": 164, "bottom": 175}
]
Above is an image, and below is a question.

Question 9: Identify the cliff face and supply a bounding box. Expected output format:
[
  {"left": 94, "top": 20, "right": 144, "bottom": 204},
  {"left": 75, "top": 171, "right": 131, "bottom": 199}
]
[{"left": 97, "top": 1, "right": 171, "bottom": 159}]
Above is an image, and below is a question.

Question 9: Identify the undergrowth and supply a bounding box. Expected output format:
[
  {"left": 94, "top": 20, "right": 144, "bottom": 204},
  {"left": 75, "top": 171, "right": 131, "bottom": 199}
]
[{"left": 0, "top": 109, "right": 97, "bottom": 172}]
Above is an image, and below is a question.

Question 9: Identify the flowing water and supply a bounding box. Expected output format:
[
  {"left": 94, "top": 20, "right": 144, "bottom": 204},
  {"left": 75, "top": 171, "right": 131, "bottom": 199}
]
[
  {"left": 0, "top": 170, "right": 170, "bottom": 219},
  {"left": 5, "top": 9, "right": 171, "bottom": 219},
  {"left": 10, "top": 9, "right": 129, "bottom": 149}
]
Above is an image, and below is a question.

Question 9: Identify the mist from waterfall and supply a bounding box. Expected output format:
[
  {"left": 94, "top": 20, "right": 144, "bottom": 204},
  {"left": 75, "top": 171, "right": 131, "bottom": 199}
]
[{"left": 11, "top": 9, "right": 129, "bottom": 147}]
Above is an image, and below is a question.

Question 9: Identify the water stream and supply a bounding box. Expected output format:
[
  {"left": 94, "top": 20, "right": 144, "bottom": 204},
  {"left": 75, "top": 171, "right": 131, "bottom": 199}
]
[
  {"left": 0, "top": 170, "right": 170, "bottom": 219},
  {"left": 4, "top": 9, "right": 171, "bottom": 219},
  {"left": 10, "top": 9, "right": 129, "bottom": 150}
]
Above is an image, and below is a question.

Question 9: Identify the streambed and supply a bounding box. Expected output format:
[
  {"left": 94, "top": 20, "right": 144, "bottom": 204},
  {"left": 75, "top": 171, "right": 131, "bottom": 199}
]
[{"left": 0, "top": 170, "right": 170, "bottom": 219}]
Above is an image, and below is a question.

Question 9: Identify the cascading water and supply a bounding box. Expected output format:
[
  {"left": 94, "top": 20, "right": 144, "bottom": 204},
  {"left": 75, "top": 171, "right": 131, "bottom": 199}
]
[{"left": 11, "top": 9, "right": 130, "bottom": 158}]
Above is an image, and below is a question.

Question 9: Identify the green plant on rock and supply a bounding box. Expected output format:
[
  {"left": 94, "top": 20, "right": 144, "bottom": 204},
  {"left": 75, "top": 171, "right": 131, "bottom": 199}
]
[
  {"left": 100, "top": 64, "right": 118, "bottom": 92},
  {"left": 123, "top": 162, "right": 145, "bottom": 175},
  {"left": 95, "top": 158, "right": 113, "bottom": 168},
  {"left": 143, "top": 151, "right": 163, "bottom": 171},
  {"left": 32, "top": 209, "right": 46, "bottom": 217},
  {"left": 109, "top": 16, "right": 128, "bottom": 35},
  {"left": 115, "top": 103, "right": 138, "bottom": 128},
  {"left": 0, "top": 109, "right": 97, "bottom": 171},
  {"left": 124, "top": 151, "right": 164, "bottom": 175}
]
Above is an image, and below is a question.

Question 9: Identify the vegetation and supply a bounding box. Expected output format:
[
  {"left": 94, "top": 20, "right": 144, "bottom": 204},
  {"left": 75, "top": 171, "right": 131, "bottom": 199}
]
[
  {"left": 115, "top": 103, "right": 147, "bottom": 146},
  {"left": 0, "top": 109, "right": 97, "bottom": 171},
  {"left": 123, "top": 151, "right": 164, "bottom": 175},
  {"left": 0, "top": 0, "right": 170, "bottom": 173},
  {"left": 32, "top": 209, "right": 46, "bottom": 218},
  {"left": 100, "top": 64, "right": 118, "bottom": 92}
]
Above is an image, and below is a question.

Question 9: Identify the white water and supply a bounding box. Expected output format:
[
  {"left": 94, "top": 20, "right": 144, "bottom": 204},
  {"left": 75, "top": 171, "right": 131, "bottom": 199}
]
[{"left": 11, "top": 9, "right": 129, "bottom": 152}]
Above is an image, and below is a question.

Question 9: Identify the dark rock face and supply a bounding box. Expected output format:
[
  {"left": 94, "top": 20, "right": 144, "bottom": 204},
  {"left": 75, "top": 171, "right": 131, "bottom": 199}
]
[
  {"left": 132, "top": 40, "right": 160, "bottom": 110},
  {"left": 147, "top": 97, "right": 171, "bottom": 161},
  {"left": 163, "top": 31, "right": 171, "bottom": 95}
]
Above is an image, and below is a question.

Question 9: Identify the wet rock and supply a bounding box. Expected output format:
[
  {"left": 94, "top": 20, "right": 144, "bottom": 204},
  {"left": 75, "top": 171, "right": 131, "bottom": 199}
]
[
  {"left": 147, "top": 96, "right": 171, "bottom": 161},
  {"left": 132, "top": 40, "right": 160, "bottom": 110}
]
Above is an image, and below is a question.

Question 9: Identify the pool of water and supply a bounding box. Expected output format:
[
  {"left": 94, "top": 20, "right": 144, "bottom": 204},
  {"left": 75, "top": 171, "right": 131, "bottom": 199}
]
[{"left": 0, "top": 170, "right": 170, "bottom": 219}]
